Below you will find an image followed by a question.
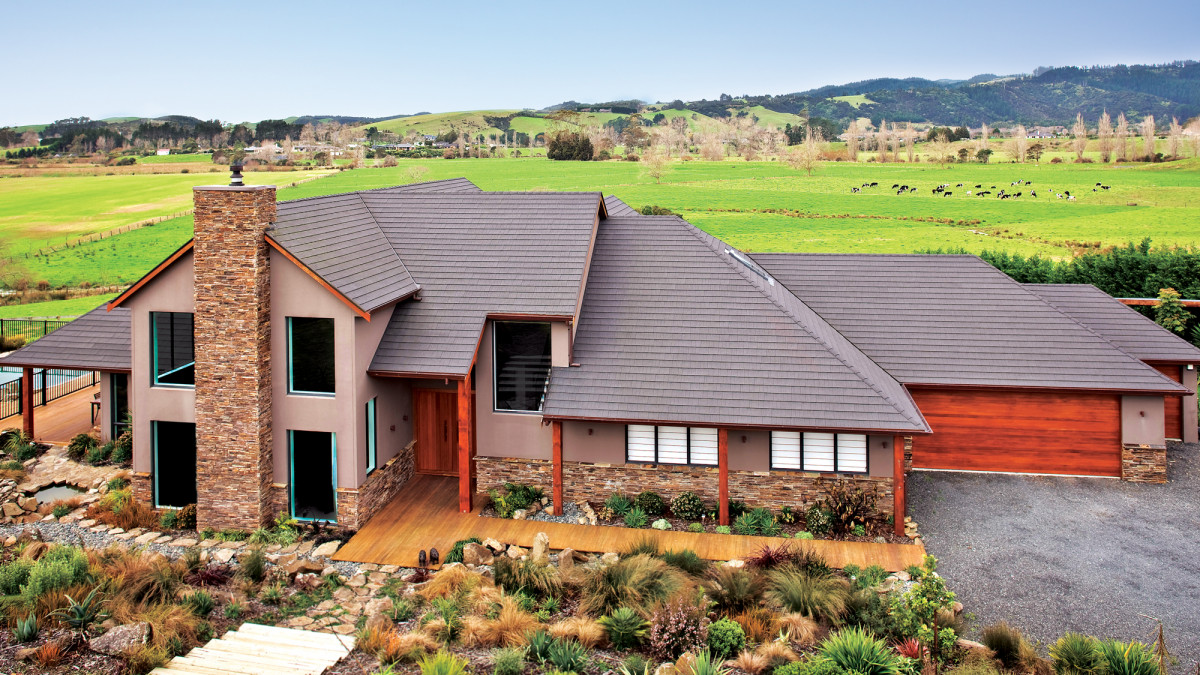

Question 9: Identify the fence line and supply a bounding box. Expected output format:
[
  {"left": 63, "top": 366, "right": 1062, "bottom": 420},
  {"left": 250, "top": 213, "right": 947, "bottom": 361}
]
[
  {"left": 0, "top": 210, "right": 194, "bottom": 265},
  {"left": 0, "top": 317, "right": 73, "bottom": 345},
  {"left": 0, "top": 367, "right": 99, "bottom": 421}
]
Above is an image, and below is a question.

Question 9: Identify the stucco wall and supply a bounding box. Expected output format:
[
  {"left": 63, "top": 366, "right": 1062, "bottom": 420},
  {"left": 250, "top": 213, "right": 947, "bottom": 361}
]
[
  {"left": 353, "top": 303, "right": 412, "bottom": 485},
  {"left": 474, "top": 320, "right": 565, "bottom": 460},
  {"left": 1121, "top": 395, "right": 1166, "bottom": 446},
  {"left": 1185, "top": 366, "right": 1198, "bottom": 444},
  {"left": 127, "top": 252, "right": 196, "bottom": 475}
]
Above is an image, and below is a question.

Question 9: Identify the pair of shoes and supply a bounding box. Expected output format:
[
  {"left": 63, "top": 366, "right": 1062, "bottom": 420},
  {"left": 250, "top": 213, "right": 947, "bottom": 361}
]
[{"left": 417, "top": 548, "right": 442, "bottom": 568}]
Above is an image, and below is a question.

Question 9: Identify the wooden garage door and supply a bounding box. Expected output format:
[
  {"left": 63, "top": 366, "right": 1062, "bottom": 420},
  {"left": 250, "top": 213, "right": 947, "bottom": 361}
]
[
  {"left": 1153, "top": 365, "right": 1183, "bottom": 440},
  {"left": 909, "top": 388, "right": 1121, "bottom": 477}
]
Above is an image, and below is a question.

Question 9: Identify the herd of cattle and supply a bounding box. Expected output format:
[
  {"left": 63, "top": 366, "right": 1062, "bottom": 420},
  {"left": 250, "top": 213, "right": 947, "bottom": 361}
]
[{"left": 850, "top": 180, "right": 1113, "bottom": 201}]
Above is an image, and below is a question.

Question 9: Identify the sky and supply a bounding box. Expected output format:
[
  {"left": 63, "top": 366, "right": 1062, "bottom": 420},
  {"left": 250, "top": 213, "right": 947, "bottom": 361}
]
[{"left": 4, "top": 0, "right": 1199, "bottom": 127}]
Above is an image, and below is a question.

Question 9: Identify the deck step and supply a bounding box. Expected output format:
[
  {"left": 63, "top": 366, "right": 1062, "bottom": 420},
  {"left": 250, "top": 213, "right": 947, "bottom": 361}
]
[{"left": 150, "top": 623, "right": 354, "bottom": 675}]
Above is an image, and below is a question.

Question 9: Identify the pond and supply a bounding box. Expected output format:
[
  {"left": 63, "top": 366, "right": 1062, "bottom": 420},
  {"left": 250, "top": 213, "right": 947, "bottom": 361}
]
[{"left": 32, "top": 484, "right": 85, "bottom": 503}]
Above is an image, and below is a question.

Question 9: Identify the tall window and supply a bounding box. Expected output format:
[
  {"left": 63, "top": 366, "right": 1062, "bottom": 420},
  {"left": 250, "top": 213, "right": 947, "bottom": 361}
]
[
  {"left": 289, "top": 430, "right": 337, "bottom": 522},
  {"left": 770, "top": 432, "right": 868, "bottom": 474},
  {"left": 152, "top": 421, "right": 197, "bottom": 508},
  {"left": 366, "top": 397, "right": 377, "bottom": 474},
  {"left": 151, "top": 312, "right": 194, "bottom": 386},
  {"left": 493, "top": 321, "right": 552, "bottom": 412},
  {"left": 288, "top": 317, "right": 335, "bottom": 395},
  {"left": 111, "top": 373, "right": 129, "bottom": 441},
  {"left": 626, "top": 425, "right": 719, "bottom": 466}
]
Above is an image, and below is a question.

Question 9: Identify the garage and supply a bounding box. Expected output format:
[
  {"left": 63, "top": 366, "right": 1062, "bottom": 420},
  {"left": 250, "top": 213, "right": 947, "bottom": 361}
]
[
  {"left": 1153, "top": 365, "right": 1184, "bottom": 441},
  {"left": 908, "top": 388, "right": 1122, "bottom": 477}
]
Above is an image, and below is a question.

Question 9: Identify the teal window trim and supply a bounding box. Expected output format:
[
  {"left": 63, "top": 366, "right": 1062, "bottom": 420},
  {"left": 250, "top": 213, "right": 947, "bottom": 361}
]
[
  {"left": 286, "top": 317, "right": 336, "bottom": 397},
  {"left": 150, "top": 312, "right": 195, "bottom": 388},
  {"left": 150, "top": 421, "right": 185, "bottom": 510},
  {"left": 366, "top": 398, "right": 377, "bottom": 475},
  {"left": 288, "top": 430, "right": 338, "bottom": 523}
]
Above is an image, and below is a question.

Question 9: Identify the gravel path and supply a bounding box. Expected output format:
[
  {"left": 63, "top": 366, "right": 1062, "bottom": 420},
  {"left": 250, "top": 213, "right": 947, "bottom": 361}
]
[{"left": 908, "top": 442, "right": 1199, "bottom": 670}]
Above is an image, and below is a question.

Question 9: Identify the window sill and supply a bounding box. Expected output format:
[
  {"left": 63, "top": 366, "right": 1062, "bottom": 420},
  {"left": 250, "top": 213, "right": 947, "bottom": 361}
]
[
  {"left": 287, "top": 391, "right": 336, "bottom": 399},
  {"left": 150, "top": 384, "right": 195, "bottom": 390},
  {"left": 492, "top": 408, "right": 543, "bottom": 416}
]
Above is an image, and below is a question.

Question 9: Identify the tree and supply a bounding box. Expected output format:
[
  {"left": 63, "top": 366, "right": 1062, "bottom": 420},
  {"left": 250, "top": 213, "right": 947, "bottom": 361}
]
[
  {"left": 1154, "top": 288, "right": 1189, "bottom": 334},
  {"left": 846, "top": 119, "right": 860, "bottom": 161},
  {"left": 927, "top": 130, "right": 953, "bottom": 167},
  {"left": 1072, "top": 113, "right": 1088, "bottom": 161},
  {"left": 546, "top": 129, "right": 594, "bottom": 160},
  {"left": 1141, "top": 115, "right": 1156, "bottom": 159},
  {"left": 1026, "top": 142, "right": 1044, "bottom": 164},
  {"left": 1005, "top": 125, "right": 1027, "bottom": 162},
  {"left": 21, "top": 130, "right": 39, "bottom": 148},
  {"left": 876, "top": 120, "right": 888, "bottom": 163},
  {"left": 1097, "top": 111, "right": 1113, "bottom": 163},
  {"left": 640, "top": 144, "right": 671, "bottom": 183},
  {"left": 1115, "top": 113, "right": 1129, "bottom": 161},
  {"left": 405, "top": 165, "right": 430, "bottom": 183},
  {"left": 699, "top": 133, "right": 723, "bottom": 161},
  {"left": 904, "top": 122, "right": 916, "bottom": 163},
  {"left": 977, "top": 122, "right": 989, "bottom": 152},
  {"left": 1167, "top": 117, "right": 1182, "bottom": 158},
  {"left": 975, "top": 148, "right": 992, "bottom": 164},
  {"left": 783, "top": 125, "right": 824, "bottom": 176}
]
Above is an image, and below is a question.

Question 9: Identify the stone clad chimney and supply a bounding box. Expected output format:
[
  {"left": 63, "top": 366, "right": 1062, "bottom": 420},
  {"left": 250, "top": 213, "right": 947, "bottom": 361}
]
[{"left": 192, "top": 173, "right": 276, "bottom": 531}]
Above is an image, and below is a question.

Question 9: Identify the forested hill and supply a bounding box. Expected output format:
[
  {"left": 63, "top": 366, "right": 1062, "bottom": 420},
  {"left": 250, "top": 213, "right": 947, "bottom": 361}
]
[{"left": 673, "top": 62, "right": 1200, "bottom": 128}]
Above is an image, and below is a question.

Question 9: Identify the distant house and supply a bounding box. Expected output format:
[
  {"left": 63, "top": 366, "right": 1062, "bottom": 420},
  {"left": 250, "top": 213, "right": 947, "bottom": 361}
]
[
  {"left": 156, "top": 149, "right": 170, "bottom": 156},
  {"left": 3, "top": 178, "right": 1194, "bottom": 536}
]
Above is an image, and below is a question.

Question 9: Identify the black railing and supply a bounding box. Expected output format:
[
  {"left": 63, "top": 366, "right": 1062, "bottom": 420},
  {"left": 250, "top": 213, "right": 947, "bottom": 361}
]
[
  {"left": 0, "top": 318, "right": 73, "bottom": 347},
  {"left": 0, "top": 367, "right": 99, "bottom": 422}
]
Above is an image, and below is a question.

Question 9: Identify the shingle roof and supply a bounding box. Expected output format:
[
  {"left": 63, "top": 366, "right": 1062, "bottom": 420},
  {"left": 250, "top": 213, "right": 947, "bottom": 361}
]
[
  {"left": 1024, "top": 283, "right": 1200, "bottom": 364},
  {"left": 542, "top": 216, "right": 929, "bottom": 432},
  {"left": 364, "top": 191, "right": 603, "bottom": 376},
  {"left": 752, "top": 253, "right": 1186, "bottom": 393},
  {"left": 0, "top": 305, "right": 131, "bottom": 371},
  {"left": 603, "top": 195, "right": 637, "bottom": 216}
]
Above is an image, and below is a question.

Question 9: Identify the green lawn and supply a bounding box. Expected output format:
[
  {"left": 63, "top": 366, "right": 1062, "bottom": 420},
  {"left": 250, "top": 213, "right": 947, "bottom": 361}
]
[
  {"left": 5, "top": 156, "right": 1199, "bottom": 307},
  {"left": 136, "top": 153, "right": 215, "bottom": 164},
  {"left": 0, "top": 295, "right": 110, "bottom": 318},
  {"left": 828, "top": 95, "right": 876, "bottom": 108}
]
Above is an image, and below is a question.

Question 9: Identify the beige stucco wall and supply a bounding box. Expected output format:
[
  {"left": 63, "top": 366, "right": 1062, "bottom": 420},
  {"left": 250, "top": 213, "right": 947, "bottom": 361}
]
[
  {"left": 353, "top": 304, "right": 411, "bottom": 484},
  {"left": 1184, "top": 366, "right": 1198, "bottom": 444},
  {"left": 127, "top": 252, "right": 196, "bottom": 474},
  {"left": 1121, "top": 395, "right": 1166, "bottom": 446}
]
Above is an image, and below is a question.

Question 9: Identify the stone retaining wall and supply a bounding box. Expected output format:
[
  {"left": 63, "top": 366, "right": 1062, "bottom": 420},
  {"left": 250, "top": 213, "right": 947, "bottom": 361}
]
[
  {"left": 1121, "top": 444, "right": 1167, "bottom": 483},
  {"left": 356, "top": 441, "right": 416, "bottom": 526}
]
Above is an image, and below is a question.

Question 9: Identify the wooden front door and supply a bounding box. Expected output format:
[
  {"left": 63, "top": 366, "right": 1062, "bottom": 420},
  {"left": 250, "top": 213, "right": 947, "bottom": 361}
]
[{"left": 414, "top": 389, "right": 459, "bottom": 475}]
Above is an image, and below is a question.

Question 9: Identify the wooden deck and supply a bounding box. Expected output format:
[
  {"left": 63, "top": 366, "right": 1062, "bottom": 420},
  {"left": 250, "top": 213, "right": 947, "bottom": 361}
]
[
  {"left": 151, "top": 622, "right": 353, "bottom": 674},
  {"left": 0, "top": 384, "right": 99, "bottom": 444},
  {"left": 333, "top": 475, "right": 925, "bottom": 572}
]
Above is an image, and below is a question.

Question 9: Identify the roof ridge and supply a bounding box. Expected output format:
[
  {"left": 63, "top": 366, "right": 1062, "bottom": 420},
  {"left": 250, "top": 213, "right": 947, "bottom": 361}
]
[
  {"left": 277, "top": 177, "right": 481, "bottom": 205},
  {"left": 676, "top": 219, "right": 928, "bottom": 430}
]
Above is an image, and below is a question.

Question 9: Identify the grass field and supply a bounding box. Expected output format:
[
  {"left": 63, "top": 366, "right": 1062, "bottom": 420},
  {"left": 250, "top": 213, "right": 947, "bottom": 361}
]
[
  {"left": 0, "top": 295, "right": 109, "bottom": 318},
  {"left": 136, "top": 153, "right": 214, "bottom": 164},
  {"left": 829, "top": 95, "right": 876, "bottom": 108},
  {"left": 2, "top": 154, "right": 1198, "bottom": 316}
]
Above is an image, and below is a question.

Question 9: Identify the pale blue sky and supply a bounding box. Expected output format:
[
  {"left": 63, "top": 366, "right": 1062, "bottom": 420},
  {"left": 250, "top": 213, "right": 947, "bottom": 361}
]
[{"left": 4, "top": 0, "right": 1197, "bottom": 126}]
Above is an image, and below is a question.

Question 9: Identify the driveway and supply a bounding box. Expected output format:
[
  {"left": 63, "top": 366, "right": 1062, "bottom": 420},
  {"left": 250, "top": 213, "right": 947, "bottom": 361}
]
[{"left": 908, "top": 443, "right": 1200, "bottom": 669}]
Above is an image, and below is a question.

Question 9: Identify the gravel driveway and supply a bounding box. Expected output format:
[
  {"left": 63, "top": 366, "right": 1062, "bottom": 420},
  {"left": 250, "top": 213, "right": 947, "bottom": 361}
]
[{"left": 908, "top": 442, "right": 1200, "bottom": 669}]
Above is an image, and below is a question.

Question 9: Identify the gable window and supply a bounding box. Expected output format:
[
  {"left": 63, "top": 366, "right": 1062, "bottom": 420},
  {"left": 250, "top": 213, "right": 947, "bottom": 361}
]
[
  {"left": 625, "top": 425, "right": 718, "bottom": 466},
  {"left": 366, "top": 397, "right": 377, "bottom": 475},
  {"left": 770, "top": 431, "right": 868, "bottom": 474},
  {"left": 493, "top": 321, "right": 552, "bottom": 412},
  {"left": 151, "top": 312, "right": 194, "bottom": 386},
  {"left": 288, "top": 317, "right": 335, "bottom": 395}
]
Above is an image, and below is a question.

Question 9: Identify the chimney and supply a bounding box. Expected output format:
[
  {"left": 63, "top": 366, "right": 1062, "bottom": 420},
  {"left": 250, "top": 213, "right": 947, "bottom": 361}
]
[{"left": 191, "top": 171, "right": 276, "bottom": 531}]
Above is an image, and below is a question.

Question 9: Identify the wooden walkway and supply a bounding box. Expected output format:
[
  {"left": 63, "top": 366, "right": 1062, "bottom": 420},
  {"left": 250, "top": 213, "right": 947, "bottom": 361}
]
[
  {"left": 0, "top": 384, "right": 100, "bottom": 444},
  {"left": 150, "top": 622, "right": 354, "bottom": 675},
  {"left": 334, "top": 475, "right": 925, "bottom": 572}
]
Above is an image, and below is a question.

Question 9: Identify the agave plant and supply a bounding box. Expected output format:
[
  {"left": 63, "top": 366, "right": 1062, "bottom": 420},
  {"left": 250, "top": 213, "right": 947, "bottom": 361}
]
[
  {"left": 818, "top": 627, "right": 901, "bottom": 675},
  {"left": 1050, "top": 633, "right": 1102, "bottom": 675},
  {"left": 1097, "top": 640, "right": 1160, "bottom": 675},
  {"left": 598, "top": 607, "right": 650, "bottom": 650},
  {"left": 49, "top": 587, "right": 109, "bottom": 632}
]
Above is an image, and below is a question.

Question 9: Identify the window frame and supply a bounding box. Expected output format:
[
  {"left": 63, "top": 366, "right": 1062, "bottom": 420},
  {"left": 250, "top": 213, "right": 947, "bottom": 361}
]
[
  {"left": 286, "top": 317, "right": 336, "bottom": 397},
  {"left": 365, "top": 397, "right": 377, "bottom": 475},
  {"left": 287, "top": 430, "right": 338, "bottom": 523},
  {"left": 769, "top": 431, "right": 870, "bottom": 475},
  {"left": 491, "top": 320, "right": 553, "bottom": 415},
  {"left": 624, "top": 424, "right": 719, "bottom": 467},
  {"left": 151, "top": 420, "right": 197, "bottom": 510},
  {"left": 110, "top": 373, "right": 130, "bottom": 441},
  {"left": 150, "top": 311, "right": 195, "bottom": 388}
]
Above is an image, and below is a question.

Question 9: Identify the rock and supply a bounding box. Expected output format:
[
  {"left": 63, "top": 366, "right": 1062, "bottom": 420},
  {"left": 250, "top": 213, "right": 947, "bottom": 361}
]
[
  {"left": 332, "top": 623, "right": 357, "bottom": 635},
  {"left": 912, "top": 537, "right": 922, "bottom": 546},
  {"left": 957, "top": 638, "right": 989, "bottom": 652},
  {"left": 951, "top": 601, "right": 964, "bottom": 614},
  {"left": 293, "top": 573, "right": 322, "bottom": 590},
  {"left": 873, "top": 536, "right": 887, "bottom": 544},
  {"left": 874, "top": 578, "right": 896, "bottom": 593},
  {"left": 365, "top": 596, "right": 394, "bottom": 620},
  {"left": 483, "top": 537, "right": 505, "bottom": 553},
  {"left": 506, "top": 545, "right": 527, "bottom": 559},
  {"left": 600, "top": 552, "right": 619, "bottom": 565},
  {"left": 512, "top": 509, "right": 527, "bottom": 520},
  {"left": 91, "top": 622, "right": 150, "bottom": 656},
  {"left": 16, "top": 646, "right": 40, "bottom": 662},
  {"left": 726, "top": 559, "right": 745, "bottom": 568},
  {"left": 312, "top": 540, "right": 341, "bottom": 558},
  {"left": 379, "top": 564, "right": 399, "bottom": 574},
  {"left": 77, "top": 519, "right": 96, "bottom": 528},
  {"left": 169, "top": 538, "right": 198, "bottom": 547},
  {"left": 213, "top": 549, "right": 235, "bottom": 564},
  {"left": 284, "top": 559, "right": 324, "bottom": 577},
  {"left": 346, "top": 574, "right": 367, "bottom": 587},
  {"left": 528, "top": 501, "right": 541, "bottom": 515},
  {"left": 894, "top": 570, "right": 911, "bottom": 582},
  {"left": 321, "top": 566, "right": 338, "bottom": 576},
  {"left": 290, "top": 615, "right": 315, "bottom": 627},
  {"left": 332, "top": 586, "right": 356, "bottom": 602},
  {"left": 3, "top": 536, "right": 15, "bottom": 547},
  {"left": 462, "top": 543, "right": 494, "bottom": 566},
  {"left": 17, "top": 496, "right": 38, "bottom": 511},
  {"left": 558, "top": 547, "right": 579, "bottom": 570},
  {"left": 2, "top": 502, "right": 23, "bottom": 518},
  {"left": 530, "top": 532, "right": 550, "bottom": 565},
  {"left": 297, "top": 541, "right": 314, "bottom": 554}
]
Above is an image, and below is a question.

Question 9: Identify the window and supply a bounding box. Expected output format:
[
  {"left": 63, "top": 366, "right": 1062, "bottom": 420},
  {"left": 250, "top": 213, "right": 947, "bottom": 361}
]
[
  {"left": 151, "top": 312, "right": 194, "bottom": 386},
  {"left": 770, "top": 431, "right": 868, "bottom": 474},
  {"left": 289, "top": 430, "right": 337, "bottom": 522},
  {"left": 625, "top": 425, "right": 719, "bottom": 465},
  {"left": 366, "top": 397, "right": 377, "bottom": 475},
  {"left": 111, "top": 373, "right": 130, "bottom": 441},
  {"left": 288, "top": 317, "right": 335, "bottom": 395},
  {"left": 152, "top": 421, "right": 197, "bottom": 508},
  {"left": 493, "top": 321, "right": 552, "bottom": 412}
]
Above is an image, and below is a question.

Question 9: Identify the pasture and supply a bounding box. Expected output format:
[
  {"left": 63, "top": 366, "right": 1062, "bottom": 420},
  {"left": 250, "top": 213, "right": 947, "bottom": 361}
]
[{"left": 2, "top": 155, "right": 1198, "bottom": 316}]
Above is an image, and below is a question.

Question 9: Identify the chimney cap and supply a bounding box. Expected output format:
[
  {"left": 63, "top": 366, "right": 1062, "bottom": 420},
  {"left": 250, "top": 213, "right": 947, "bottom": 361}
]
[{"left": 230, "top": 164, "right": 244, "bottom": 187}]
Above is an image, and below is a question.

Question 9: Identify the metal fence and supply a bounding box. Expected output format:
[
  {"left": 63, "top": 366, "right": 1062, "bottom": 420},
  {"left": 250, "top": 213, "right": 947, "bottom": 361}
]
[
  {"left": 0, "top": 318, "right": 73, "bottom": 347},
  {"left": 0, "top": 367, "right": 99, "bottom": 421}
]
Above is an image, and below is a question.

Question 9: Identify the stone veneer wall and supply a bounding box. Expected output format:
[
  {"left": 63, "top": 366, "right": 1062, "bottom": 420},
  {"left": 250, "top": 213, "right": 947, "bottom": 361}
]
[
  {"left": 192, "top": 186, "right": 276, "bottom": 531},
  {"left": 475, "top": 456, "right": 894, "bottom": 518},
  {"left": 131, "top": 472, "right": 153, "bottom": 506},
  {"left": 1121, "top": 444, "right": 1167, "bottom": 483},
  {"left": 903, "top": 436, "right": 913, "bottom": 474}
]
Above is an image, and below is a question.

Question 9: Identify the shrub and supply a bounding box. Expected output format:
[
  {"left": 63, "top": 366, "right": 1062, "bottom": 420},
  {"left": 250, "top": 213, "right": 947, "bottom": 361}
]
[
  {"left": 633, "top": 491, "right": 665, "bottom": 517},
  {"left": 31, "top": 641, "right": 64, "bottom": 668},
  {"left": 622, "top": 536, "right": 661, "bottom": 558},
  {"left": 161, "top": 510, "right": 179, "bottom": 529},
  {"left": 579, "top": 554, "right": 684, "bottom": 617},
  {"left": 774, "top": 658, "right": 843, "bottom": 675},
  {"left": 260, "top": 583, "right": 284, "bottom": 605},
  {"left": 982, "top": 622, "right": 1025, "bottom": 669},
  {"left": 67, "top": 433, "right": 98, "bottom": 460},
  {"left": 183, "top": 590, "right": 215, "bottom": 616},
  {"left": 651, "top": 519, "right": 671, "bottom": 530},
  {"left": 707, "top": 617, "right": 746, "bottom": 660},
  {"left": 547, "top": 638, "right": 589, "bottom": 673},
  {"left": 767, "top": 566, "right": 851, "bottom": 622},
  {"left": 796, "top": 532, "right": 814, "bottom": 540},
  {"left": 727, "top": 500, "right": 748, "bottom": 518},
  {"left": 671, "top": 491, "right": 706, "bottom": 520},
  {"left": 731, "top": 607, "right": 778, "bottom": 643},
  {"left": 778, "top": 506, "right": 797, "bottom": 524},
  {"left": 430, "top": 596, "right": 462, "bottom": 642},
  {"left": 819, "top": 627, "right": 900, "bottom": 675},
  {"left": 445, "top": 537, "right": 484, "bottom": 564},
  {"left": 805, "top": 506, "right": 833, "bottom": 535},
  {"left": 494, "top": 555, "right": 562, "bottom": 598},
  {"left": 526, "top": 629, "right": 554, "bottom": 663},
  {"left": 605, "top": 493, "right": 633, "bottom": 516},
  {"left": 1050, "top": 633, "right": 1103, "bottom": 675},
  {"left": 176, "top": 503, "right": 197, "bottom": 529},
  {"left": 14, "top": 613, "right": 39, "bottom": 642},
  {"left": 493, "top": 646, "right": 526, "bottom": 675},
  {"left": 621, "top": 653, "right": 651, "bottom": 675},
  {"left": 107, "top": 475, "right": 129, "bottom": 491},
  {"left": 624, "top": 507, "right": 648, "bottom": 528},
  {"left": 1097, "top": 640, "right": 1159, "bottom": 675},
  {"left": 391, "top": 597, "right": 416, "bottom": 622},
  {"left": 0, "top": 558, "right": 34, "bottom": 594},
  {"left": 777, "top": 613, "right": 820, "bottom": 647},
  {"left": 52, "top": 503, "right": 73, "bottom": 519},
  {"left": 688, "top": 523, "right": 704, "bottom": 533},
  {"left": 22, "top": 546, "right": 90, "bottom": 602},
  {"left": 122, "top": 559, "right": 181, "bottom": 605},
  {"left": 419, "top": 650, "right": 471, "bottom": 675},
  {"left": 598, "top": 607, "right": 650, "bottom": 649},
  {"left": 648, "top": 596, "right": 709, "bottom": 660},
  {"left": 747, "top": 543, "right": 798, "bottom": 570},
  {"left": 661, "top": 549, "right": 708, "bottom": 576},
  {"left": 733, "top": 513, "right": 758, "bottom": 536},
  {"left": 715, "top": 526, "right": 731, "bottom": 535},
  {"left": 110, "top": 436, "right": 132, "bottom": 464},
  {"left": 86, "top": 442, "right": 112, "bottom": 465},
  {"left": 704, "top": 565, "right": 765, "bottom": 614},
  {"left": 813, "top": 481, "right": 880, "bottom": 535}
]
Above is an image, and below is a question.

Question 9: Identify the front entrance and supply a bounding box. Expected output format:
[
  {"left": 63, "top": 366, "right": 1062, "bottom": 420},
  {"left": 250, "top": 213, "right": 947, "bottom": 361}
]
[{"left": 414, "top": 389, "right": 459, "bottom": 475}]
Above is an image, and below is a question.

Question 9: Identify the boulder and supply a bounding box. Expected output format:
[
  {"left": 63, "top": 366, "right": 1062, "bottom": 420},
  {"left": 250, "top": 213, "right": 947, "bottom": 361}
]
[
  {"left": 91, "top": 622, "right": 150, "bottom": 656},
  {"left": 726, "top": 559, "right": 745, "bottom": 568},
  {"left": 483, "top": 537, "right": 505, "bottom": 553},
  {"left": 2, "top": 502, "right": 23, "bottom": 518},
  {"left": 512, "top": 509, "right": 527, "bottom": 520},
  {"left": 600, "top": 552, "right": 619, "bottom": 565},
  {"left": 951, "top": 601, "right": 964, "bottom": 614},
  {"left": 557, "top": 547, "right": 580, "bottom": 571},
  {"left": 284, "top": 558, "right": 324, "bottom": 577},
  {"left": 365, "top": 596, "right": 394, "bottom": 621},
  {"left": 530, "top": 532, "right": 550, "bottom": 565},
  {"left": 213, "top": 548, "right": 235, "bottom": 564},
  {"left": 293, "top": 572, "right": 322, "bottom": 590},
  {"left": 462, "top": 543, "right": 494, "bottom": 566},
  {"left": 894, "top": 570, "right": 911, "bottom": 582},
  {"left": 312, "top": 540, "right": 341, "bottom": 558},
  {"left": 18, "top": 496, "right": 39, "bottom": 511},
  {"left": 528, "top": 501, "right": 541, "bottom": 515},
  {"left": 506, "top": 545, "right": 527, "bottom": 559}
]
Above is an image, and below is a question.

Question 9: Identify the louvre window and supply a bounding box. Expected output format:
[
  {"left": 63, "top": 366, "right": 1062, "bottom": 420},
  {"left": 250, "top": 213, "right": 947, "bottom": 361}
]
[
  {"left": 625, "top": 425, "right": 719, "bottom": 465},
  {"left": 770, "top": 432, "right": 868, "bottom": 474},
  {"left": 366, "top": 397, "right": 377, "bottom": 475},
  {"left": 151, "top": 312, "right": 194, "bottom": 386}
]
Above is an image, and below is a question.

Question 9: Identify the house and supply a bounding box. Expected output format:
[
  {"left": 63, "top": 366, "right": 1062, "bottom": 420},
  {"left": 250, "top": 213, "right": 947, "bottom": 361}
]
[
  {"left": 2, "top": 177, "right": 1196, "bottom": 539},
  {"left": 156, "top": 149, "right": 171, "bottom": 156}
]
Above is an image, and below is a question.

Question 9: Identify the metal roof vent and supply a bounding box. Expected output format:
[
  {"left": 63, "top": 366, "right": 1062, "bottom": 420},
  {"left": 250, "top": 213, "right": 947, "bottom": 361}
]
[
  {"left": 726, "top": 248, "right": 774, "bottom": 286},
  {"left": 229, "top": 163, "right": 244, "bottom": 187}
]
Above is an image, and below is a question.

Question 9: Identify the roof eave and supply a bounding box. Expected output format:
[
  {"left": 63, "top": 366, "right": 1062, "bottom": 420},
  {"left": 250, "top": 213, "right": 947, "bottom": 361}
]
[{"left": 107, "top": 239, "right": 195, "bottom": 311}]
